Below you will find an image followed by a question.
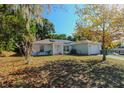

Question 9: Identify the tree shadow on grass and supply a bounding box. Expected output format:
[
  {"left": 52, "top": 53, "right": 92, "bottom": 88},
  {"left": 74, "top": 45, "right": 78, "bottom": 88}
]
[{"left": 0, "top": 60, "right": 124, "bottom": 88}]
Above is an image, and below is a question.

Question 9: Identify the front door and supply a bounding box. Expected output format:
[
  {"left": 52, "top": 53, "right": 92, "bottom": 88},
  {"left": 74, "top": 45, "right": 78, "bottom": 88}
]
[{"left": 54, "top": 45, "right": 63, "bottom": 55}]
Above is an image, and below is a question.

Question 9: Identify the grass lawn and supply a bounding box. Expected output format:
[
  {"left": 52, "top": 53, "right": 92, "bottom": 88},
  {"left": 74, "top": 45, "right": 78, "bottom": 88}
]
[{"left": 0, "top": 55, "right": 124, "bottom": 88}]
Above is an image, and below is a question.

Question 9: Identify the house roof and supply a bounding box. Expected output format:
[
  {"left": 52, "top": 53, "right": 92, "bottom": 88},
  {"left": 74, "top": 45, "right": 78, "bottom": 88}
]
[
  {"left": 33, "top": 39, "right": 100, "bottom": 45},
  {"left": 33, "top": 39, "right": 74, "bottom": 45},
  {"left": 74, "top": 40, "right": 100, "bottom": 45}
]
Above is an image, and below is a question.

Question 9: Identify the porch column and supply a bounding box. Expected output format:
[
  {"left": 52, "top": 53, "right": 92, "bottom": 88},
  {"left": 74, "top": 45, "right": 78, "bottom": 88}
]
[
  {"left": 61, "top": 44, "right": 64, "bottom": 55},
  {"left": 52, "top": 44, "right": 54, "bottom": 55}
]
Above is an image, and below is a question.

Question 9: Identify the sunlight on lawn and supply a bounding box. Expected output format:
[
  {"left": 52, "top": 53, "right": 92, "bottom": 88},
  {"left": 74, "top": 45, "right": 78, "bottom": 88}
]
[{"left": 0, "top": 55, "right": 124, "bottom": 88}]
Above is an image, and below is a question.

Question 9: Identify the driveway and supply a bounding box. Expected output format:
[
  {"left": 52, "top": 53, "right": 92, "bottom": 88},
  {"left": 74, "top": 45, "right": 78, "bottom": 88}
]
[
  {"left": 98, "top": 55, "right": 124, "bottom": 61},
  {"left": 107, "top": 55, "right": 124, "bottom": 61}
]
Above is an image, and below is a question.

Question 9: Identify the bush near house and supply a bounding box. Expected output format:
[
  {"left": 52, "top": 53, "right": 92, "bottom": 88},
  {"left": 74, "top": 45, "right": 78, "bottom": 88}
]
[{"left": 70, "top": 49, "right": 77, "bottom": 55}]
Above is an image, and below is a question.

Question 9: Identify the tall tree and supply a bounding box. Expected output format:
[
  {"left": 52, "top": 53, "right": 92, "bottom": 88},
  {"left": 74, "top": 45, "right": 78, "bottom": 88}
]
[
  {"left": 76, "top": 5, "right": 124, "bottom": 61},
  {"left": 36, "top": 18, "right": 55, "bottom": 40},
  {"left": 67, "top": 35, "right": 74, "bottom": 41},
  {"left": 0, "top": 5, "right": 23, "bottom": 52},
  {"left": 52, "top": 34, "right": 67, "bottom": 40},
  {"left": 12, "top": 5, "right": 43, "bottom": 64}
]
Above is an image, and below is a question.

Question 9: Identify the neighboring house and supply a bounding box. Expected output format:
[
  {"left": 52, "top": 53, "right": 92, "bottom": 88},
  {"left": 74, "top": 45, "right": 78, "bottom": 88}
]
[
  {"left": 112, "top": 43, "right": 124, "bottom": 55},
  {"left": 32, "top": 39, "right": 101, "bottom": 56}
]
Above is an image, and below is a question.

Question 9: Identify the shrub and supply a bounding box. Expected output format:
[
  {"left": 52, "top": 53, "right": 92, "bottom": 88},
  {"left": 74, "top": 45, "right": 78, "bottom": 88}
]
[{"left": 70, "top": 49, "right": 77, "bottom": 55}]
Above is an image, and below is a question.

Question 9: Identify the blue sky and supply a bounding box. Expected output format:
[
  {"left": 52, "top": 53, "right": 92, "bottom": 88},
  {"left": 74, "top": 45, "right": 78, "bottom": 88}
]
[{"left": 43, "top": 4, "right": 83, "bottom": 36}]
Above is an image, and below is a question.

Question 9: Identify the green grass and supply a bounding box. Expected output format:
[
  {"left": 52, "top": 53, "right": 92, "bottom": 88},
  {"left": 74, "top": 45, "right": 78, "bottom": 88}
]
[{"left": 0, "top": 55, "right": 124, "bottom": 88}]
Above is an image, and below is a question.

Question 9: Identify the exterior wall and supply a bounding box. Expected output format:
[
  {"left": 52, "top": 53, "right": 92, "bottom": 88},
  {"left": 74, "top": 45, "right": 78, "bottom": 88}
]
[
  {"left": 53, "top": 44, "right": 63, "bottom": 55},
  {"left": 32, "top": 41, "right": 101, "bottom": 56},
  {"left": 32, "top": 44, "right": 52, "bottom": 56},
  {"left": 72, "top": 44, "right": 88, "bottom": 55},
  {"left": 72, "top": 43, "right": 101, "bottom": 55},
  {"left": 88, "top": 44, "right": 100, "bottom": 55},
  {"left": 32, "top": 44, "right": 41, "bottom": 53},
  {"left": 44, "top": 44, "right": 52, "bottom": 54}
]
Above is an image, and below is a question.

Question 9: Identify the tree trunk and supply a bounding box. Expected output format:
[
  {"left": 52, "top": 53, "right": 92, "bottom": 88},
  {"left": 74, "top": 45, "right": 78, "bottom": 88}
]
[
  {"left": 102, "top": 30, "right": 106, "bottom": 61},
  {"left": 102, "top": 22, "right": 106, "bottom": 61},
  {"left": 25, "top": 54, "right": 32, "bottom": 64},
  {"left": 23, "top": 41, "right": 33, "bottom": 64},
  {"left": 24, "top": 18, "right": 33, "bottom": 64},
  {"left": 102, "top": 49, "right": 106, "bottom": 61}
]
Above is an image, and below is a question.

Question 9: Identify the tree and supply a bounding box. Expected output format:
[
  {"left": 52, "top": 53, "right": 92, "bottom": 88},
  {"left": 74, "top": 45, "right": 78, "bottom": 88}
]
[
  {"left": 74, "top": 27, "right": 114, "bottom": 49},
  {"left": 12, "top": 5, "right": 43, "bottom": 64},
  {"left": 52, "top": 34, "right": 67, "bottom": 40},
  {"left": 0, "top": 5, "right": 23, "bottom": 53},
  {"left": 0, "top": 5, "right": 63, "bottom": 63},
  {"left": 36, "top": 18, "right": 55, "bottom": 40},
  {"left": 75, "top": 5, "right": 124, "bottom": 61},
  {"left": 110, "top": 7, "right": 124, "bottom": 41},
  {"left": 67, "top": 35, "right": 74, "bottom": 41},
  {"left": 74, "top": 26, "right": 100, "bottom": 41}
]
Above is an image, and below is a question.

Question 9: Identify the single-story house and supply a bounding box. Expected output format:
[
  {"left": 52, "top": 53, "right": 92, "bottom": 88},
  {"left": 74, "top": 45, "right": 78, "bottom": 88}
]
[
  {"left": 32, "top": 39, "right": 101, "bottom": 56},
  {"left": 32, "top": 39, "right": 74, "bottom": 56},
  {"left": 112, "top": 43, "right": 124, "bottom": 55}
]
